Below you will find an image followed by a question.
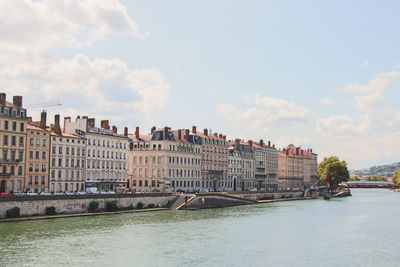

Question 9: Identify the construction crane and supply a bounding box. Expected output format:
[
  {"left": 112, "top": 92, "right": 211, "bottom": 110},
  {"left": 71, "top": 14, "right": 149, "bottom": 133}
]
[{"left": 27, "top": 101, "right": 62, "bottom": 109}]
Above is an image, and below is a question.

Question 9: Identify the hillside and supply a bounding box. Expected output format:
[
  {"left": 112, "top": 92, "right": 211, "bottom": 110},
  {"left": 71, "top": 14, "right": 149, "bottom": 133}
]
[{"left": 351, "top": 162, "right": 400, "bottom": 177}]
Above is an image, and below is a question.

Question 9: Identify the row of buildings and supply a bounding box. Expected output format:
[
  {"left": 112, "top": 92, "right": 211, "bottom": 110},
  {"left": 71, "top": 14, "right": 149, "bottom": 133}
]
[{"left": 0, "top": 93, "right": 318, "bottom": 194}]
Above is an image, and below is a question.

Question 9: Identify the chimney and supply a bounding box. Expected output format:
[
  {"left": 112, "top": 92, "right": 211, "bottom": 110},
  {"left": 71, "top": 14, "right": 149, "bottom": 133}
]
[
  {"left": 40, "top": 111, "right": 47, "bottom": 129},
  {"left": 135, "top": 127, "right": 140, "bottom": 139},
  {"left": 248, "top": 140, "right": 253, "bottom": 147},
  {"left": 273, "top": 144, "right": 275, "bottom": 148},
  {"left": 87, "top": 118, "right": 95, "bottom": 128},
  {"left": 223, "top": 135, "right": 226, "bottom": 140},
  {"left": 151, "top": 126, "right": 156, "bottom": 134},
  {"left": 219, "top": 134, "right": 223, "bottom": 139},
  {"left": 76, "top": 115, "right": 81, "bottom": 120},
  {"left": 192, "top": 126, "right": 197, "bottom": 134},
  {"left": 101, "top": 120, "right": 110, "bottom": 130},
  {"left": 260, "top": 139, "right": 264, "bottom": 147},
  {"left": 82, "top": 115, "right": 88, "bottom": 120},
  {"left": 185, "top": 129, "right": 190, "bottom": 142},
  {"left": 27, "top": 117, "right": 32, "bottom": 123},
  {"left": 310, "top": 149, "right": 313, "bottom": 153},
  {"left": 235, "top": 139, "right": 240, "bottom": 151},
  {"left": 213, "top": 133, "right": 218, "bottom": 137},
  {"left": 0, "top": 93, "right": 5, "bottom": 105},
  {"left": 178, "top": 129, "right": 182, "bottom": 140},
  {"left": 204, "top": 129, "right": 208, "bottom": 136},
  {"left": 124, "top": 127, "right": 128, "bottom": 137},
  {"left": 296, "top": 148, "right": 300, "bottom": 156},
  {"left": 268, "top": 141, "right": 271, "bottom": 147},
  {"left": 112, "top": 126, "right": 117, "bottom": 134},
  {"left": 164, "top": 127, "right": 169, "bottom": 140},
  {"left": 13, "top": 96, "right": 23, "bottom": 107},
  {"left": 54, "top": 114, "right": 62, "bottom": 135}
]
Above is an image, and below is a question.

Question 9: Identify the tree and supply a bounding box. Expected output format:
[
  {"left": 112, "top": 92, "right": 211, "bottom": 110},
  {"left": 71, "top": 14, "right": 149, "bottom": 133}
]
[
  {"left": 318, "top": 156, "right": 350, "bottom": 186},
  {"left": 367, "top": 175, "right": 387, "bottom": 182},
  {"left": 393, "top": 169, "right": 400, "bottom": 185}
]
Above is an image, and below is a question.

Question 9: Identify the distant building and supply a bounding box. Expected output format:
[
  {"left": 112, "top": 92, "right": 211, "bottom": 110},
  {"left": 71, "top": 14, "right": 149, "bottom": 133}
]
[
  {"left": 128, "top": 126, "right": 202, "bottom": 192},
  {"left": 0, "top": 93, "right": 27, "bottom": 193},
  {"left": 49, "top": 114, "right": 86, "bottom": 193},
  {"left": 64, "top": 116, "right": 129, "bottom": 190},
  {"left": 25, "top": 111, "right": 50, "bottom": 193},
  {"left": 227, "top": 145, "right": 243, "bottom": 191},
  {"left": 278, "top": 144, "right": 318, "bottom": 189}
]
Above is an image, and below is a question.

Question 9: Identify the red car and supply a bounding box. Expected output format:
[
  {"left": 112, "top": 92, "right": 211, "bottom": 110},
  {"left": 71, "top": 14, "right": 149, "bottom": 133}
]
[{"left": 0, "top": 192, "right": 11, "bottom": 197}]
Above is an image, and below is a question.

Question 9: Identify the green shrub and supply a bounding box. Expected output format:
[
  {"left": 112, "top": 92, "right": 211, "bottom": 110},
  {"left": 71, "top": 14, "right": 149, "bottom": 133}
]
[
  {"left": 105, "top": 201, "right": 118, "bottom": 212},
  {"left": 136, "top": 202, "right": 144, "bottom": 209},
  {"left": 6, "top": 207, "right": 20, "bottom": 218},
  {"left": 260, "top": 195, "right": 274, "bottom": 200},
  {"left": 45, "top": 206, "right": 57, "bottom": 215},
  {"left": 147, "top": 204, "right": 156, "bottom": 209},
  {"left": 88, "top": 201, "right": 99, "bottom": 212}
]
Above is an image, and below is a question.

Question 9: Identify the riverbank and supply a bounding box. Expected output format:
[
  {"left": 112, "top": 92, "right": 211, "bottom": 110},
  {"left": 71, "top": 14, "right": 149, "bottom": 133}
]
[{"left": 0, "top": 194, "right": 325, "bottom": 223}]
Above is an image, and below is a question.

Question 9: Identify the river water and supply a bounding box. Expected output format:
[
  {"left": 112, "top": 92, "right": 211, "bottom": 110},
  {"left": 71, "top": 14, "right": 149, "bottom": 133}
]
[{"left": 0, "top": 189, "right": 399, "bottom": 267}]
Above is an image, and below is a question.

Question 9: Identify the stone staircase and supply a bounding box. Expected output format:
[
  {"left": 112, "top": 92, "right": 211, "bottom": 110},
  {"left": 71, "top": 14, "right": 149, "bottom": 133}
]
[{"left": 170, "top": 194, "right": 196, "bottom": 210}]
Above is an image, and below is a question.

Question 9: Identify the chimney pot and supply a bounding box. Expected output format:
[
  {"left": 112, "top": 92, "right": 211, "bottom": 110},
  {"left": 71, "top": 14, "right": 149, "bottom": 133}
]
[
  {"left": 54, "top": 114, "right": 61, "bottom": 135},
  {"left": 164, "top": 127, "right": 169, "bottom": 140},
  {"left": 185, "top": 129, "right": 190, "bottom": 142},
  {"left": 40, "top": 111, "right": 47, "bottom": 129},
  {"left": 135, "top": 127, "right": 139, "bottom": 139},
  {"left": 124, "top": 127, "right": 128, "bottom": 137},
  {"left": 249, "top": 140, "right": 253, "bottom": 147},
  {"left": 13, "top": 96, "right": 23, "bottom": 107},
  {"left": 204, "top": 129, "right": 208, "bottom": 136},
  {"left": 0, "top": 93, "right": 5, "bottom": 105},
  {"left": 151, "top": 126, "right": 156, "bottom": 134},
  {"left": 260, "top": 139, "right": 264, "bottom": 146},
  {"left": 112, "top": 125, "right": 117, "bottom": 134},
  {"left": 178, "top": 129, "right": 182, "bottom": 140},
  {"left": 192, "top": 126, "right": 197, "bottom": 134}
]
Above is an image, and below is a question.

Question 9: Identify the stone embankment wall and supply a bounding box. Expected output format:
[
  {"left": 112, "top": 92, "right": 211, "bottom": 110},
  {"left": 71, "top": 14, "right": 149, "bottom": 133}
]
[
  {"left": 0, "top": 193, "right": 175, "bottom": 218},
  {"left": 230, "top": 191, "right": 304, "bottom": 201},
  {"left": 184, "top": 193, "right": 257, "bottom": 209}
]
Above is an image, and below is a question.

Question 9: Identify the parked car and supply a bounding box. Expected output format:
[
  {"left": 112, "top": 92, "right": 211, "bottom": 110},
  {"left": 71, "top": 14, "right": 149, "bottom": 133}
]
[
  {"left": 107, "top": 190, "right": 116, "bottom": 194},
  {"left": 12, "top": 190, "right": 26, "bottom": 196},
  {"left": 249, "top": 188, "right": 258, "bottom": 192},
  {"left": 75, "top": 191, "right": 86, "bottom": 195},
  {"left": 65, "top": 191, "right": 75, "bottom": 195},
  {"left": 40, "top": 191, "right": 51, "bottom": 196},
  {"left": 27, "top": 192, "right": 38, "bottom": 196},
  {"left": 0, "top": 192, "right": 11, "bottom": 197},
  {"left": 86, "top": 187, "right": 99, "bottom": 194},
  {"left": 54, "top": 191, "right": 65, "bottom": 195}
]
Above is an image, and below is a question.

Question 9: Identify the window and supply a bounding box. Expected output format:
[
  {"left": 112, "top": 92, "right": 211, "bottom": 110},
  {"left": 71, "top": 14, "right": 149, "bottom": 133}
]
[
  {"left": 66, "top": 159, "right": 69, "bottom": 167},
  {"left": 12, "top": 121, "right": 17, "bottom": 131},
  {"left": 29, "top": 150, "right": 33, "bottom": 159},
  {"left": 35, "top": 151, "right": 39, "bottom": 159},
  {"left": 58, "top": 159, "right": 62, "bottom": 167},
  {"left": 3, "top": 135, "right": 8, "bottom": 145},
  {"left": 51, "top": 170, "right": 55, "bottom": 178},
  {"left": 29, "top": 137, "right": 33, "bottom": 146},
  {"left": 35, "top": 164, "right": 39, "bottom": 172},
  {"left": 42, "top": 164, "right": 46, "bottom": 172},
  {"left": 71, "top": 148, "right": 75, "bottom": 155},
  {"left": 4, "top": 120, "right": 9, "bottom": 130},
  {"left": 42, "top": 151, "right": 46, "bottom": 160},
  {"left": 18, "top": 166, "right": 22, "bottom": 175},
  {"left": 58, "top": 170, "right": 62, "bottom": 178},
  {"left": 19, "top": 136, "right": 24, "bottom": 146},
  {"left": 41, "top": 176, "right": 45, "bottom": 185},
  {"left": 34, "top": 175, "right": 39, "bottom": 185},
  {"left": 11, "top": 136, "right": 16, "bottom": 146},
  {"left": 36, "top": 138, "right": 40, "bottom": 146},
  {"left": 28, "top": 175, "right": 32, "bottom": 185},
  {"left": 52, "top": 158, "right": 55, "bottom": 166},
  {"left": 20, "top": 123, "right": 24, "bottom": 132},
  {"left": 59, "top": 147, "right": 62, "bottom": 154},
  {"left": 42, "top": 139, "right": 47, "bottom": 147},
  {"left": 66, "top": 147, "right": 69, "bottom": 155}
]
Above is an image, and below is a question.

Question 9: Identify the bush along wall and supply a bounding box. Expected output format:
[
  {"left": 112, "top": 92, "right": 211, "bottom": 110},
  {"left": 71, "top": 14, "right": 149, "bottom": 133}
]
[{"left": 6, "top": 207, "right": 20, "bottom": 218}]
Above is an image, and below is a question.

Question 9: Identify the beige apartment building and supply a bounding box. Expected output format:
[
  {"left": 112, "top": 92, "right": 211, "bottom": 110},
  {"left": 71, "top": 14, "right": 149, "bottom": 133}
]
[
  {"left": 128, "top": 127, "right": 202, "bottom": 192},
  {"left": 0, "top": 93, "right": 27, "bottom": 193},
  {"left": 195, "top": 128, "right": 228, "bottom": 191},
  {"left": 25, "top": 113, "right": 50, "bottom": 193},
  {"left": 49, "top": 114, "right": 86, "bottom": 193},
  {"left": 278, "top": 144, "right": 318, "bottom": 189}
]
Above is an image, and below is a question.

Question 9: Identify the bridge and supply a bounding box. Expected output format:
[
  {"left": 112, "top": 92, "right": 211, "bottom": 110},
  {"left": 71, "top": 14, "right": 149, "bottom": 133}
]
[{"left": 343, "top": 181, "right": 393, "bottom": 189}]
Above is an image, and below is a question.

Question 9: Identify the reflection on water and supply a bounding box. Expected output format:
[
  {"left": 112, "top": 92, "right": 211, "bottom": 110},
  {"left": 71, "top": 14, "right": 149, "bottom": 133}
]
[{"left": 1, "top": 189, "right": 400, "bottom": 267}]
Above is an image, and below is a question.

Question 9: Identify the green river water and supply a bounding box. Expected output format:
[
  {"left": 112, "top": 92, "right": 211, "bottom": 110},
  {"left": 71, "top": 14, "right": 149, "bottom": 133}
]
[{"left": 0, "top": 189, "right": 399, "bottom": 267}]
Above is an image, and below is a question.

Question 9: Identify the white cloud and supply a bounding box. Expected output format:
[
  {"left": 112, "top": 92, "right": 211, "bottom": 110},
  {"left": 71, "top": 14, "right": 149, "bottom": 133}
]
[
  {"left": 0, "top": 1, "right": 169, "bottom": 125},
  {"left": 0, "top": 0, "right": 143, "bottom": 53},
  {"left": 216, "top": 94, "right": 315, "bottom": 132},
  {"left": 340, "top": 70, "right": 400, "bottom": 93},
  {"left": 320, "top": 98, "right": 333, "bottom": 105}
]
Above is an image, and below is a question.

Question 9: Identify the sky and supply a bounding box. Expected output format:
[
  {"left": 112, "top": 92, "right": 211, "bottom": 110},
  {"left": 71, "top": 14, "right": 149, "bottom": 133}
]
[{"left": 1, "top": 0, "right": 400, "bottom": 169}]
